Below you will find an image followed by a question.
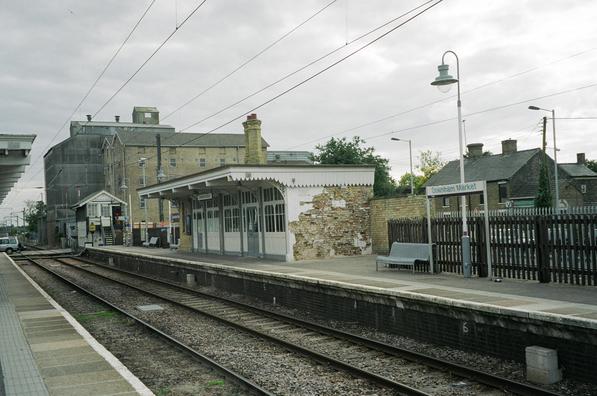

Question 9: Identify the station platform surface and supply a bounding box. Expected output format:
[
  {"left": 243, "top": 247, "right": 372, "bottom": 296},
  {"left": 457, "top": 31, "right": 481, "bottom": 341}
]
[
  {"left": 0, "top": 253, "right": 151, "bottom": 395},
  {"left": 94, "top": 246, "right": 597, "bottom": 330}
]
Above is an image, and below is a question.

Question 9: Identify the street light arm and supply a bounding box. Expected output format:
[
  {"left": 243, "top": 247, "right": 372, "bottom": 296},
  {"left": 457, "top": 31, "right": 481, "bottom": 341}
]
[{"left": 441, "top": 50, "right": 460, "bottom": 100}]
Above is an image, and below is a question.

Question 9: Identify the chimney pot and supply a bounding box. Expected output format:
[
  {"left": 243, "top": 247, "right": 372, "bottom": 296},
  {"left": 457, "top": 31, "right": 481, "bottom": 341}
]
[
  {"left": 501, "top": 139, "right": 517, "bottom": 155},
  {"left": 247, "top": 113, "right": 257, "bottom": 120},
  {"left": 467, "top": 143, "right": 483, "bottom": 158},
  {"left": 577, "top": 153, "right": 586, "bottom": 164},
  {"left": 86, "top": 114, "right": 92, "bottom": 121},
  {"left": 115, "top": 115, "right": 120, "bottom": 122}
]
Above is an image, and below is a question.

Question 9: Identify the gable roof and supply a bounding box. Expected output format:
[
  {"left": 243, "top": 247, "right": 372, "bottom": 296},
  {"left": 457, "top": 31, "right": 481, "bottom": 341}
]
[
  {"left": 559, "top": 163, "right": 597, "bottom": 178},
  {"left": 425, "top": 148, "right": 541, "bottom": 186},
  {"left": 115, "top": 130, "right": 269, "bottom": 148},
  {"left": 71, "top": 190, "right": 126, "bottom": 209}
]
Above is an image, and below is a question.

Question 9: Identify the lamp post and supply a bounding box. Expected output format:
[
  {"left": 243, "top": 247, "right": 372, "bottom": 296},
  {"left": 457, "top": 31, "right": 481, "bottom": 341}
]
[
  {"left": 139, "top": 157, "right": 148, "bottom": 243},
  {"left": 528, "top": 106, "right": 559, "bottom": 212},
  {"left": 391, "top": 137, "right": 414, "bottom": 195},
  {"left": 119, "top": 181, "right": 129, "bottom": 246},
  {"left": 430, "top": 50, "right": 471, "bottom": 278}
]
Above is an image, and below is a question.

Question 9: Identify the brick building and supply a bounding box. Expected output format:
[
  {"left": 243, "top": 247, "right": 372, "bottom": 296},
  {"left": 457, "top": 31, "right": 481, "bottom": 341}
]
[
  {"left": 102, "top": 113, "right": 269, "bottom": 245},
  {"left": 425, "top": 139, "right": 597, "bottom": 213}
]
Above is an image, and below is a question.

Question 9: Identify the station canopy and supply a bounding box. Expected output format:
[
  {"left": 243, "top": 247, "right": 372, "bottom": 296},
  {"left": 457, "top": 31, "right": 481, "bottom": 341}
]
[
  {"left": 0, "top": 134, "right": 36, "bottom": 204},
  {"left": 138, "top": 164, "right": 375, "bottom": 199}
]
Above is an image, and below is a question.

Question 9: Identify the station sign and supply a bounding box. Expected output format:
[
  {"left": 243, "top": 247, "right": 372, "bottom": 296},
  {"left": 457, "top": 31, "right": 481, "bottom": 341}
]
[
  {"left": 196, "top": 193, "right": 212, "bottom": 201},
  {"left": 426, "top": 180, "right": 486, "bottom": 197}
]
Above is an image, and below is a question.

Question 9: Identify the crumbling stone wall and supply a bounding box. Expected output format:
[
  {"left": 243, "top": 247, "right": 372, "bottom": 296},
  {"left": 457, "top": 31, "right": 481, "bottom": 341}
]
[{"left": 289, "top": 186, "right": 372, "bottom": 260}]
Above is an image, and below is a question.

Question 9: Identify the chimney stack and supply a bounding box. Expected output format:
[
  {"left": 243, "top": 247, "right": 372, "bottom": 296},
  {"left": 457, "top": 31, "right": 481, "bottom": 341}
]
[
  {"left": 501, "top": 139, "right": 517, "bottom": 155},
  {"left": 115, "top": 115, "right": 120, "bottom": 123},
  {"left": 86, "top": 114, "right": 92, "bottom": 122},
  {"left": 467, "top": 143, "right": 483, "bottom": 158},
  {"left": 577, "top": 153, "right": 586, "bottom": 164},
  {"left": 242, "top": 114, "right": 265, "bottom": 164}
]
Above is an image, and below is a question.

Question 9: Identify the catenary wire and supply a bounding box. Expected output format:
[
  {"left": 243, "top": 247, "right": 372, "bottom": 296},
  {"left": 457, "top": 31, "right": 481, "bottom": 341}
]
[
  {"left": 285, "top": 46, "right": 597, "bottom": 150},
  {"left": 161, "top": 0, "right": 340, "bottom": 121},
  {"left": 91, "top": 0, "right": 209, "bottom": 119},
  {"left": 116, "top": 0, "right": 443, "bottom": 169},
  {"left": 177, "top": 0, "right": 439, "bottom": 132},
  {"left": 22, "top": 0, "right": 157, "bottom": 181}
]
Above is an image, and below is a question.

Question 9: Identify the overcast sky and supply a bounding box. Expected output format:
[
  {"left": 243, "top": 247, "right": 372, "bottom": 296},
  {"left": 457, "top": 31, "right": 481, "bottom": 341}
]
[{"left": 1, "top": 0, "right": 596, "bottom": 214}]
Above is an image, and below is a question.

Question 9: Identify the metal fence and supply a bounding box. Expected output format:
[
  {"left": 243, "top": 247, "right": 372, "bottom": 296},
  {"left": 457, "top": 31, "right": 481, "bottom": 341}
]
[{"left": 388, "top": 211, "right": 597, "bottom": 285}]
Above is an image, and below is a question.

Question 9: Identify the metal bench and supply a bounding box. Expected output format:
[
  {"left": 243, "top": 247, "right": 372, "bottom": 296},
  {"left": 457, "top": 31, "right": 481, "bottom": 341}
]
[
  {"left": 142, "top": 237, "right": 159, "bottom": 248},
  {"left": 376, "top": 242, "right": 431, "bottom": 272}
]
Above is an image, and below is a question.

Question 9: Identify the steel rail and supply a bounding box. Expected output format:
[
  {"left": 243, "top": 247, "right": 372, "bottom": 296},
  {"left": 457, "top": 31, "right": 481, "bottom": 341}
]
[
  {"left": 20, "top": 255, "right": 273, "bottom": 396},
  {"left": 53, "top": 256, "right": 429, "bottom": 396},
  {"left": 72, "top": 254, "right": 563, "bottom": 396}
]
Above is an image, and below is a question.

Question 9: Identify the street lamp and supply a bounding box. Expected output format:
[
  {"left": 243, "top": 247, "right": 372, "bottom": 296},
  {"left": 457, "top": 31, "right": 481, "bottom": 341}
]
[
  {"left": 139, "top": 158, "right": 148, "bottom": 243},
  {"left": 391, "top": 138, "right": 414, "bottom": 195},
  {"left": 528, "top": 105, "right": 559, "bottom": 212},
  {"left": 431, "top": 50, "right": 472, "bottom": 278},
  {"left": 120, "top": 181, "right": 130, "bottom": 246}
]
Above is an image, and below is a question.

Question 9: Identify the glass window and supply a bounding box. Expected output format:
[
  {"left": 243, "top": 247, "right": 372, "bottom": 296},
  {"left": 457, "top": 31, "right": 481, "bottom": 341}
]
[
  {"left": 199, "top": 158, "right": 206, "bottom": 168},
  {"left": 0, "top": 238, "right": 8, "bottom": 245},
  {"left": 220, "top": 158, "right": 225, "bottom": 166},
  {"left": 139, "top": 176, "right": 146, "bottom": 186},
  {"left": 88, "top": 204, "right": 98, "bottom": 217},
  {"left": 101, "top": 205, "right": 111, "bottom": 217},
  {"left": 170, "top": 158, "right": 176, "bottom": 167},
  {"left": 275, "top": 203, "right": 285, "bottom": 232},
  {"left": 498, "top": 182, "right": 508, "bottom": 203},
  {"left": 265, "top": 205, "right": 275, "bottom": 232},
  {"left": 479, "top": 193, "right": 484, "bottom": 205},
  {"left": 140, "top": 198, "right": 146, "bottom": 209},
  {"left": 442, "top": 197, "right": 449, "bottom": 207}
]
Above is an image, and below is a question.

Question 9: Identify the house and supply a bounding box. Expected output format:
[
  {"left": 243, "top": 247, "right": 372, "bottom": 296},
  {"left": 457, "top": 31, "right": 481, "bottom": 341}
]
[
  {"left": 70, "top": 190, "right": 127, "bottom": 248},
  {"left": 102, "top": 113, "right": 269, "bottom": 246},
  {"left": 44, "top": 106, "right": 175, "bottom": 247},
  {"left": 425, "top": 139, "right": 597, "bottom": 213}
]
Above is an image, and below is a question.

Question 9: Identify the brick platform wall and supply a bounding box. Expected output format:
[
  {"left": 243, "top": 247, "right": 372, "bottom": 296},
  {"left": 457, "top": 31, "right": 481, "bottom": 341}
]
[{"left": 370, "top": 195, "right": 429, "bottom": 254}]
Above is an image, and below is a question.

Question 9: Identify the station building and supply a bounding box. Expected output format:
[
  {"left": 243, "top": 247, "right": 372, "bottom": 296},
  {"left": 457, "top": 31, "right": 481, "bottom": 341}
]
[{"left": 138, "top": 163, "right": 375, "bottom": 261}]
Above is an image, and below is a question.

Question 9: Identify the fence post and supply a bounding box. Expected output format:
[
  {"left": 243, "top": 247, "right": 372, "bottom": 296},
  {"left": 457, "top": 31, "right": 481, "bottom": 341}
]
[
  {"left": 476, "top": 217, "right": 488, "bottom": 277},
  {"left": 535, "top": 216, "right": 551, "bottom": 283}
]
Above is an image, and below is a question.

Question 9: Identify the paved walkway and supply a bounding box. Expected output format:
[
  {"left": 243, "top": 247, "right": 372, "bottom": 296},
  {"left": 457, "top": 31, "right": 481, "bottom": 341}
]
[
  {"left": 0, "top": 253, "right": 151, "bottom": 395},
  {"left": 96, "top": 246, "right": 597, "bottom": 328}
]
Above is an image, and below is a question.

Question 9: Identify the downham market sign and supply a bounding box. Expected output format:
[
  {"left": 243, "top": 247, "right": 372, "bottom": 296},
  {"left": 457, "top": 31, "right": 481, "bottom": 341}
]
[{"left": 426, "top": 180, "right": 485, "bottom": 197}]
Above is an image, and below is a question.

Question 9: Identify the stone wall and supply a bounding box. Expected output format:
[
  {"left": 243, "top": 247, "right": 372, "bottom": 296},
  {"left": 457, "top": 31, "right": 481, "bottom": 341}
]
[
  {"left": 289, "top": 186, "right": 372, "bottom": 260},
  {"left": 370, "top": 195, "right": 428, "bottom": 254}
]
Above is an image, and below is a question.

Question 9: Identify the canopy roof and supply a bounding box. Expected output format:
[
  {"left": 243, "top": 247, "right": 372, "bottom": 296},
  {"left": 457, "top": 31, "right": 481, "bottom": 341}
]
[{"left": 139, "top": 164, "right": 375, "bottom": 199}]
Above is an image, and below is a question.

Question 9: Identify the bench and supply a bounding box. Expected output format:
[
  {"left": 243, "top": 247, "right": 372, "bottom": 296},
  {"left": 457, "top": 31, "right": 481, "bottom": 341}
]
[
  {"left": 376, "top": 242, "right": 431, "bottom": 272},
  {"left": 142, "top": 237, "right": 159, "bottom": 248}
]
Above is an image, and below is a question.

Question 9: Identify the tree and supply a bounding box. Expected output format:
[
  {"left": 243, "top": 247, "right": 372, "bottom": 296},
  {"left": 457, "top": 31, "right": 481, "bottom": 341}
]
[
  {"left": 535, "top": 156, "right": 552, "bottom": 208},
  {"left": 312, "top": 136, "right": 396, "bottom": 196},
  {"left": 24, "top": 200, "right": 46, "bottom": 234},
  {"left": 586, "top": 159, "right": 597, "bottom": 173},
  {"left": 417, "top": 150, "right": 445, "bottom": 184},
  {"left": 397, "top": 172, "right": 426, "bottom": 193}
]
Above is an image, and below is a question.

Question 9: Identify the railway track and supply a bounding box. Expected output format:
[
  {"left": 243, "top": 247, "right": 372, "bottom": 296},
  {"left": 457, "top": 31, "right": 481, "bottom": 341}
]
[
  {"left": 24, "top": 254, "right": 563, "bottom": 396},
  {"left": 17, "top": 254, "right": 273, "bottom": 396}
]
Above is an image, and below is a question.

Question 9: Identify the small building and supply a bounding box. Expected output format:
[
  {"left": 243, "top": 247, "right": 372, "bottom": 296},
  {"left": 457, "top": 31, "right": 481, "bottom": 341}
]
[
  {"left": 138, "top": 164, "right": 375, "bottom": 261},
  {"left": 71, "top": 190, "right": 127, "bottom": 249},
  {"left": 426, "top": 139, "right": 597, "bottom": 212}
]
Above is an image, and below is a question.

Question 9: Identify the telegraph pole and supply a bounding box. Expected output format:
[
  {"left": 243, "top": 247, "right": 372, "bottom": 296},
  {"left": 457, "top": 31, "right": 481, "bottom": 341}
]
[{"left": 156, "top": 134, "right": 164, "bottom": 223}]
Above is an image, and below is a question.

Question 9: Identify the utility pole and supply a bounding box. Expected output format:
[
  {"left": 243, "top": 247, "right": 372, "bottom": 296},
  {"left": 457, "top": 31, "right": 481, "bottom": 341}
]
[
  {"left": 156, "top": 134, "right": 164, "bottom": 223},
  {"left": 542, "top": 116, "right": 547, "bottom": 153}
]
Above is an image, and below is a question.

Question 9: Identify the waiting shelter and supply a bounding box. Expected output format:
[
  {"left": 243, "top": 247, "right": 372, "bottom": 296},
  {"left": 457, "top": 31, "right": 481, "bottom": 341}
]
[{"left": 138, "top": 164, "right": 375, "bottom": 261}]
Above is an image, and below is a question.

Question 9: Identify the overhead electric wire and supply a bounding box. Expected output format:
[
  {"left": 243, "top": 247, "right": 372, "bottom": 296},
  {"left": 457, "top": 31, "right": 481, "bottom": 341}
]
[
  {"left": 123, "top": 0, "right": 443, "bottom": 169},
  {"left": 9, "top": 0, "right": 158, "bottom": 203},
  {"left": 285, "top": 46, "right": 597, "bottom": 150},
  {"left": 361, "top": 81, "right": 597, "bottom": 143},
  {"left": 91, "top": 0, "right": 209, "bottom": 119},
  {"left": 178, "top": 0, "right": 439, "bottom": 132},
  {"left": 23, "top": 0, "right": 157, "bottom": 179},
  {"left": 161, "top": 0, "right": 340, "bottom": 121}
]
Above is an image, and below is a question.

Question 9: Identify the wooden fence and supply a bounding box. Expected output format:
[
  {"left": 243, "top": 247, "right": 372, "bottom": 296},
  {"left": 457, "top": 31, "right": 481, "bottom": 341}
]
[{"left": 388, "top": 213, "right": 597, "bottom": 285}]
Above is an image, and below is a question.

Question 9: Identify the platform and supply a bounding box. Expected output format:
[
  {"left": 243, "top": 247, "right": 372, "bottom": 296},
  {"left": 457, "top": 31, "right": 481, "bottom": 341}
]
[
  {"left": 0, "top": 253, "right": 151, "bottom": 395},
  {"left": 94, "top": 245, "right": 597, "bottom": 327}
]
